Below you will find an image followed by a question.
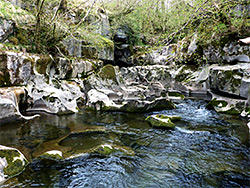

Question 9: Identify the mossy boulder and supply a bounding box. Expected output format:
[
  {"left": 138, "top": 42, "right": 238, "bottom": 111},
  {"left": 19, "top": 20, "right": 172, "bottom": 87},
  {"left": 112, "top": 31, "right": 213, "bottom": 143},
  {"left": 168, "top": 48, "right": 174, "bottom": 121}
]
[
  {"left": 39, "top": 150, "right": 63, "bottom": 161},
  {"left": 0, "top": 145, "right": 28, "bottom": 182},
  {"left": 206, "top": 97, "right": 245, "bottom": 115},
  {"left": 146, "top": 114, "right": 181, "bottom": 129}
]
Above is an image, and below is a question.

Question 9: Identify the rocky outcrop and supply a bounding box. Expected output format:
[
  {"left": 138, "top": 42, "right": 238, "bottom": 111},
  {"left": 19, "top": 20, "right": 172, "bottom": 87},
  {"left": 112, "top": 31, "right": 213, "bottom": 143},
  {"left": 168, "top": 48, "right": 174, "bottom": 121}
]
[
  {"left": 185, "top": 63, "right": 250, "bottom": 115},
  {"left": 209, "top": 63, "right": 250, "bottom": 99},
  {"left": 0, "top": 145, "right": 28, "bottom": 183},
  {"left": 113, "top": 26, "right": 133, "bottom": 67},
  {"left": 0, "top": 87, "right": 39, "bottom": 123},
  {"left": 0, "top": 17, "right": 15, "bottom": 43},
  {"left": 0, "top": 51, "right": 100, "bottom": 114},
  {"left": 141, "top": 35, "right": 250, "bottom": 66},
  {"left": 62, "top": 37, "right": 114, "bottom": 61},
  {"left": 85, "top": 64, "right": 176, "bottom": 112}
]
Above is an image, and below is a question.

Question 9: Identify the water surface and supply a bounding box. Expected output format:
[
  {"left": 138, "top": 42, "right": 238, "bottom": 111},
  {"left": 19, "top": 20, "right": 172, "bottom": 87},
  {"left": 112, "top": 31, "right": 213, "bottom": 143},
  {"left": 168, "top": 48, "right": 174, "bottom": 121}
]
[{"left": 1, "top": 100, "right": 249, "bottom": 187}]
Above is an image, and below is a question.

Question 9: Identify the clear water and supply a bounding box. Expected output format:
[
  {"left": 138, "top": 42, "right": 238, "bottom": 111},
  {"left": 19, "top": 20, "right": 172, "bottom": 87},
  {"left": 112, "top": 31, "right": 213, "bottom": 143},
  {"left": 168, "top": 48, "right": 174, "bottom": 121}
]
[{"left": 0, "top": 100, "right": 249, "bottom": 188}]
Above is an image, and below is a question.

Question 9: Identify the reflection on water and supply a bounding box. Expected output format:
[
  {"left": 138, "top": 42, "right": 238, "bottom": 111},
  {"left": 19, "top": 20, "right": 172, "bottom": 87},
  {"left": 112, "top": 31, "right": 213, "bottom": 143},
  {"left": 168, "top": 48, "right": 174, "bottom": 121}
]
[{"left": 1, "top": 100, "right": 250, "bottom": 187}]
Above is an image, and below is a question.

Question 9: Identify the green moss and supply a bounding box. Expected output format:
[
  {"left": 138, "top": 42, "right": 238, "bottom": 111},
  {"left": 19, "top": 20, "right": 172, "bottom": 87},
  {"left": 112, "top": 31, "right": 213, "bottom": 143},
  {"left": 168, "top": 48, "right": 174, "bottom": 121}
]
[
  {"left": 0, "top": 149, "right": 28, "bottom": 177},
  {"left": 146, "top": 115, "right": 175, "bottom": 129},
  {"left": 156, "top": 114, "right": 181, "bottom": 122},
  {"left": 206, "top": 98, "right": 228, "bottom": 110},
  {"left": 98, "top": 64, "right": 117, "bottom": 82},
  {"left": 92, "top": 144, "right": 134, "bottom": 156},
  {"left": 96, "top": 145, "right": 113, "bottom": 155},
  {"left": 9, "top": 37, "right": 19, "bottom": 45},
  {"left": 40, "top": 152, "right": 63, "bottom": 160},
  {"left": 35, "top": 56, "right": 53, "bottom": 75},
  {"left": 168, "top": 92, "right": 185, "bottom": 99},
  {"left": 223, "top": 107, "right": 240, "bottom": 115}
]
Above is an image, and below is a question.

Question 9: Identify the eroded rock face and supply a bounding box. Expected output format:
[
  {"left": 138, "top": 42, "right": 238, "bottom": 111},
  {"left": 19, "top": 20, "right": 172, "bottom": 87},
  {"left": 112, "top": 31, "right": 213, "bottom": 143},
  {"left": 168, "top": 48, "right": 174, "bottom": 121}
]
[
  {"left": 85, "top": 64, "right": 176, "bottom": 112},
  {"left": 0, "top": 145, "right": 28, "bottom": 183},
  {"left": 62, "top": 37, "right": 114, "bottom": 61},
  {"left": 0, "top": 17, "right": 15, "bottom": 43},
  {"left": 0, "top": 51, "right": 95, "bottom": 115},
  {"left": 209, "top": 63, "right": 250, "bottom": 99},
  {"left": 0, "top": 87, "right": 38, "bottom": 123}
]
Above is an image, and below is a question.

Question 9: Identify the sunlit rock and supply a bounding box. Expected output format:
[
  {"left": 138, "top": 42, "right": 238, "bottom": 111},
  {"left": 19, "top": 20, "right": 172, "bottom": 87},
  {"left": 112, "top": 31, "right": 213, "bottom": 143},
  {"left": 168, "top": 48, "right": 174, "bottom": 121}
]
[
  {"left": 0, "top": 51, "right": 90, "bottom": 114},
  {"left": 146, "top": 114, "right": 181, "bottom": 129},
  {"left": 39, "top": 150, "right": 63, "bottom": 161},
  {"left": 85, "top": 64, "right": 176, "bottom": 112},
  {"left": 0, "top": 145, "right": 28, "bottom": 183},
  {"left": 91, "top": 144, "right": 134, "bottom": 156},
  {"left": 0, "top": 87, "right": 39, "bottom": 123},
  {"left": 206, "top": 92, "right": 245, "bottom": 115}
]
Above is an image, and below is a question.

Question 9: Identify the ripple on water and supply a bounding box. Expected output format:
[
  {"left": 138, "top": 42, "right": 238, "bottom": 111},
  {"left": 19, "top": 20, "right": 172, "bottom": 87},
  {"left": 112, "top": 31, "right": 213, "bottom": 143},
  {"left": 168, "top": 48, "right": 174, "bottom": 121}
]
[{"left": 1, "top": 100, "right": 250, "bottom": 188}]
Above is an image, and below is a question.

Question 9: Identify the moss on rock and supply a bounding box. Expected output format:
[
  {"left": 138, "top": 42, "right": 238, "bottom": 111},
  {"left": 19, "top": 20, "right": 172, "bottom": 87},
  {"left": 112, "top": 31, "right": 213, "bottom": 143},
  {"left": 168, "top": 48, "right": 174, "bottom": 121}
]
[
  {"left": 0, "top": 146, "right": 28, "bottom": 178},
  {"left": 39, "top": 150, "right": 63, "bottom": 161},
  {"left": 146, "top": 114, "right": 180, "bottom": 129},
  {"left": 92, "top": 144, "right": 134, "bottom": 156},
  {"left": 98, "top": 64, "right": 117, "bottom": 82}
]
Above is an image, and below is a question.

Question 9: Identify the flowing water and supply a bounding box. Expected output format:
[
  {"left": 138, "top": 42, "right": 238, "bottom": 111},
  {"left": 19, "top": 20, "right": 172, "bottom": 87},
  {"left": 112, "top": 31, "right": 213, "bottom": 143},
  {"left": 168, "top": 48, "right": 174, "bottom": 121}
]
[{"left": 0, "top": 100, "right": 250, "bottom": 187}]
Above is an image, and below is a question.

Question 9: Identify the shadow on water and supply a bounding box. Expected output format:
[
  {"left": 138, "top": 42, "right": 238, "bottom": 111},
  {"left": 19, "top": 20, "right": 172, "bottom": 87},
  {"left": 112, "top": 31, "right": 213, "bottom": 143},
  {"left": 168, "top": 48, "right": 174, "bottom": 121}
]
[{"left": 1, "top": 100, "right": 250, "bottom": 187}]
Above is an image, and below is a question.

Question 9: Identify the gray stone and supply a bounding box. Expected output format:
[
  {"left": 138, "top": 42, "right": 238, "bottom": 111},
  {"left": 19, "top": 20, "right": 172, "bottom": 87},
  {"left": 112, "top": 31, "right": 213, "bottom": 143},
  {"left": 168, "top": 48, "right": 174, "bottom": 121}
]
[
  {"left": 0, "top": 145, "right": 28, "bottom": 183},
  {"left": 0, "top": 17, "right": 15, "bottom": 42},
  {"left": 62, "top": 37, "right": 114, "bottom": 61},
  {"left": 85, "top": 64, "right": 176, "bottom": 112},
  {"left": 0, "top": 87, "right": 39, "bottom": 123}
]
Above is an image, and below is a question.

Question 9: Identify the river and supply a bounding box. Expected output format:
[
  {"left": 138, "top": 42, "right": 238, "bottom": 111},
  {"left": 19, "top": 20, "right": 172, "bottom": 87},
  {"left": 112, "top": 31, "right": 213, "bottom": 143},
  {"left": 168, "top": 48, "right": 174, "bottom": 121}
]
[{"left": 1, "top": 99, "right": 250, "bottom": 187}]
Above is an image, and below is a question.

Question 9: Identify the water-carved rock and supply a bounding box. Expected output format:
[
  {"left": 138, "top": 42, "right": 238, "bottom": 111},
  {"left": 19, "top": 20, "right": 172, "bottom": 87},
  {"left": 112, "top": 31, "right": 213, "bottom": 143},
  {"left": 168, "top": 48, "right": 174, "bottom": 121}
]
[
  {"left": 0, "top": 145, "right": 28, "bottom": 183},
  {"left": 146, "top": 114, "right": 181, "bottom": 129}
]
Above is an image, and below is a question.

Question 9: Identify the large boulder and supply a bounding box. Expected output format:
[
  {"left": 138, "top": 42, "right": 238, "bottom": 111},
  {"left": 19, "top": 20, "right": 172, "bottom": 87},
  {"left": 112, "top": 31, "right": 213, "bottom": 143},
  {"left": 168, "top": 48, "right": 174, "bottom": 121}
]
[
  {"left": 0, "top": 145, "right": 28, "bottom": 183},
  {"left": 145, "top": 114, "right": 181, "bottom": 129}
]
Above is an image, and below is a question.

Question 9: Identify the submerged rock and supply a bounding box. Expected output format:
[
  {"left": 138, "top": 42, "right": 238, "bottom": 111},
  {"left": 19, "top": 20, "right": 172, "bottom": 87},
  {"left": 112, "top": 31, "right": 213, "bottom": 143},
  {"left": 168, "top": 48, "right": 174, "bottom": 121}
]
[
  {"left": 146, "top": 114, "right": 181, "bottom": 129},
  {"left": 0, "top": 145, "right": 28, "bottom": 183},
  {"left": 91, "top": 144, "right": 134, "bottom": 156}
]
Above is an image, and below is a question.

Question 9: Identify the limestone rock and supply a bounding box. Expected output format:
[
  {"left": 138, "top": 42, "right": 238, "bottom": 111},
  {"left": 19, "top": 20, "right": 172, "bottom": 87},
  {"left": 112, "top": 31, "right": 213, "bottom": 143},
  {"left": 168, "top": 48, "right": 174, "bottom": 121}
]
[
  {"left": 0, "top": 145, "right": 28, "bottom": 183},
  {"left": 62, "top": 36, "right": 114, "bottom": 61},
  {"left": 209, "top": 63, "right": 250, "bottom": 98},
  {"left": 145, "top": 114, "right": 181, "bottom": 129},
  {"left": 39, "top": 150, "right": 63, "bottom": 161},
  {"left": 0, "top": 51, "right": 94, "bottom": 114},
  {"left": 206, "top": 91, "right": 245, "bottom": 115},
  {"left": 91, "top": 144, "right": 134, "bottom": 156},
  {"left": 0, "top": 87, "right": 39, "bottom": 123},
  {"left": 85, "top": 64, "right": 176, "bottom": 112},
  {"left": 0, "top": 17, "right": 15, "bottom": 42}
]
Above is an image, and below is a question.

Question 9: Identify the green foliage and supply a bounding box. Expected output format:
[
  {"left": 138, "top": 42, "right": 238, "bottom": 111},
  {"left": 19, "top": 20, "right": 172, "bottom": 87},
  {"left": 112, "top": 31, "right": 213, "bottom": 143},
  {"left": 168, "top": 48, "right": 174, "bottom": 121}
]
[
  {"left": 2, "top": 0, "right": 249, "bottom": 56},
  {"left": 103, "top": 0, "right": 250, "bottom": 46}
]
